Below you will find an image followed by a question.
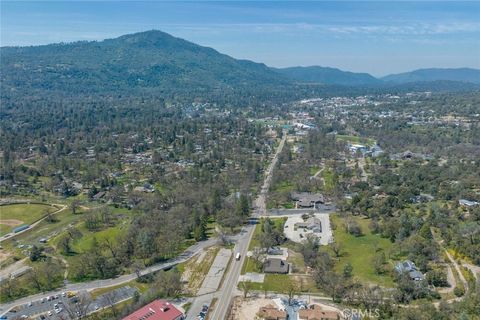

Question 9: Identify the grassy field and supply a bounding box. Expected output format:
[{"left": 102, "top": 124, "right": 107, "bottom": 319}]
[
  {"left": 0, "top": 203, "right": 57, "bottom": 224},
  {"left": 336, "top": 134, "right": 376, "bottom": 146},
  {"left": 90, "top": 281, "right": 149, "bottom": 299},
  {"left": 72, "top": 224, "right": 125, "bottom": 253},
  {"left": 240, "top": 274, "right": 322, "bottom": 294},
  {"left": 321, "top": 168, "right": 335, "bottom": 192},
  {"left": 330, "top": 214, "right": 395, "bottom": 287}
]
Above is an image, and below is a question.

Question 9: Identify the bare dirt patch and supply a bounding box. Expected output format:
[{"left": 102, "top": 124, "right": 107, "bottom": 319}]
[
  {"left": 181, "top": 246, "right": 220, "bottom": 294},
  {"left": 230, "top": 297, "right": 277, "bottom": 320},
  {"left": 0, "top": 249, "right": 12, "bottom": 263},
  {"left": 0, "top": 219, "right": 24, "bottom": 227}
]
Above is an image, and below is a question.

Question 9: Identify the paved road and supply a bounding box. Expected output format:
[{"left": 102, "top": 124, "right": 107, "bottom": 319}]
[
  {"left": 209, "top": 133, "right": 287, "bottom": 320},
  {"left": 266, "top": 204, "right": 336, "bottom": 216},
  {"left": 0, "top": 238, "right": 217, "bottom": 315}
]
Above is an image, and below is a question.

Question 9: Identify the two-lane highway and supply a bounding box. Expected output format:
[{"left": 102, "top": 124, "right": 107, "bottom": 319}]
[{"left": 209, "top": 133, "right": 287, "bottom": 320}]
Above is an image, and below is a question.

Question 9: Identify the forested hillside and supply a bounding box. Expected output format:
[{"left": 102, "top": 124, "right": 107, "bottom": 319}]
[{"left": 0, "top": 30, "right": 291, "bottom": 98}]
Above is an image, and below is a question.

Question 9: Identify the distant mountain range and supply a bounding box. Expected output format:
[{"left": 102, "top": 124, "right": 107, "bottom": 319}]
[
  {"left": 381, "top": 68, "right": 480, "bottom": 84},
  {"left": 275, "top": 66, "right": 480, "bottom": 86},
  {"left": 1, "top": 30, "right": 478, "bottom": 100},
  {"left": 273, "top": 66, "right": 382, "bottom": 86}
]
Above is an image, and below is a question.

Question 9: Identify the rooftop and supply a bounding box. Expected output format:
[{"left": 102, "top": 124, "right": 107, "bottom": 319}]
[
  {"left": 264, "top": 258, "right": 289, "bottom": 274},
  {"left": 298, "top": 304, "right": 340, "bottom": 320},
  {"left": 256, "top": 304, "right": 288, "bottom": 320},
  {"left": 122, "top": 300, "right": 183, "bottom": 320}
]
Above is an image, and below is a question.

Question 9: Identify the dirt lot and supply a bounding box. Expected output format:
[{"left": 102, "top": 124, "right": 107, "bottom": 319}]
[
  {"left": 0, "top": 219, "right": 24, "bottom": 226},
  {"left": 230, "top": 297, "right": 278, "bottom": 320}
]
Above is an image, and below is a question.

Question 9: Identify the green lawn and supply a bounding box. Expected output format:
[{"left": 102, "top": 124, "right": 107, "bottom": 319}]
[
  {"left": 272, "top": 180, "right": 295, "bottom": 193},
  {"left": 0, "top": 203, "right": 57, "bottom": 224},
  {"left": 336, "top": 134, "right": 376, "bottom": 147},
  {"left": 241, "top": 257, "right": 262, "bottom": 274},
  {"left": 72, "top": 224, "right": 124, "bottom": 253},
  {"left": 321, "top": 169, "right": 335, "bottom": 192},
  {"left": 0, "top": 203, "right": 58, "bottom": 236},
  {"left": 0, "top": 224, "right": 10, "bottom": 236},
  {"left": 330, "top": 214, "right": 395, "bottom": 287},
  {"left": 240, "top": 274, "right": 322, "bottom": 293}
]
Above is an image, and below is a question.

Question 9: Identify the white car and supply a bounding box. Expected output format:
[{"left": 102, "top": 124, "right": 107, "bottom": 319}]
[{"left": 47, "top": 311, "right": 52, "bottom": 316}]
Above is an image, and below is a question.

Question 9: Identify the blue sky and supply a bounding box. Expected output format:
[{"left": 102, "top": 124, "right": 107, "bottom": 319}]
[{"left": 1, "top": 1, "right": 479, "bottom": 76}]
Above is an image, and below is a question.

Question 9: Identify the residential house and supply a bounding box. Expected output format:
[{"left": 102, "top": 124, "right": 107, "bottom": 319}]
[
  {"left": 295, "top": 217, "right": 322, "bottom": 233},
  {"left": 291, "top": 192, "right": 325, "bottom": 209},
  {"left": 122, "top": 300, "right": 184, "bottom": 320},
  {"left": 459, "top": 199, "right": 479, "bottom": 207},
  {"left": 395, "top": 260, "right": 425, "bottom": 281},
  {"left": 263, "top": 258, "right": 289, "bottom": 274},
  {"left": 298, "top": 304, "right": 340, "bottom": 320},
  {"left": 256, "top": 304, "right": 288, "bottom": 320}
]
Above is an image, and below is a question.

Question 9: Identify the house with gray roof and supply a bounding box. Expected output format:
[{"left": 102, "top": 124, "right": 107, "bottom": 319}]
[
  {"left": 263, "top": 258, "right": 289, "bottom": 274},
  {"left": 395, "top": 260, "right": 425, "bottom": 281},
  {"left": 291, "top": 192, "right": 325, "bottom": 208},
  {"left": 459, "top": 199, "right": 479, "bottom": 207},
  {"left": 295, "top": 217, "right": 322, "bottom": 233}
]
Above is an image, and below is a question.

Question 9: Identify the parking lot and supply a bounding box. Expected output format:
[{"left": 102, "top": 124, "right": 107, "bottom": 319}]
[
  {"left": 4, "top": 286, "right": 137, "bottom": 319},
  {"left": 284, "top": 213, "right": 333, "bottom": 245}
]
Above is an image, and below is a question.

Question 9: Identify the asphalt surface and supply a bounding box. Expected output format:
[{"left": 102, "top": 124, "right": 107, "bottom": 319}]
[
  {"left": 0, "top": 238, "right": 217, "bottom": 316},
  {"left": 207, "top": 133, "right": 287, "bottom": 320},
  {"left": 196, "top": 249, "right": 232, "bottom": 296},
  {"left": 5, "top": 286, "right": 137, "bottom": 320},
  {"left": 266, "top": 204, "right": 336, "bottom": 216}
]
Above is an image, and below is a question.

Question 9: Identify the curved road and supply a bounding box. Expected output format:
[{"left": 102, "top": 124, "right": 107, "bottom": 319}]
[{"left": 0, "top": 238, "right": 217, "bottom": 315}]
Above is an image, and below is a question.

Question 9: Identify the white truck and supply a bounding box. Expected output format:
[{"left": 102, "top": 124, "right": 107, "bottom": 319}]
[{"left": 235, "top": 252, "right": 241, "bottom": 261}]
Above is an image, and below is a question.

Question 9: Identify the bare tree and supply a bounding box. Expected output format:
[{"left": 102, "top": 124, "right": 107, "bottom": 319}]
[
  {"left": 63, "top": 293, "right": 92, "bottom": 319},
  {"left": 70, "top": 199, "right": 81, "bottom": 215},
  {"left": 329, "top": 241, "right": 342, "bottom": 258},
  {"left": 26, "top": 268, "right": 43, "bottom": 291},
  {"left": 251, "top": 247, "right": 266, "bottom": 270},
  {"left": 240, "top": 280, "right": 252, "bottom": 298},
  {"left": 285, "top": 281, "right": 297, "bottom": 305},
  {"left": 103, "top": 290, "right": 119, "bottom": 317}
]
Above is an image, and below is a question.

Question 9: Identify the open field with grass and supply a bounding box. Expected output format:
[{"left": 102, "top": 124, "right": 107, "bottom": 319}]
[
  {"left": 239, "top": 274, "right": 323, "bottom": 294},
  {"left": 321, "top": 168, "right": 335, "bottom": 192},
  {"left": 72, "top": 224, "right": 125, "bottom": 253},
  {"left": 0, "top": 203, "right": 57, "bottom": 231},
  {"left": 330, "top": 214, "right": 395, "bottom": 287}
]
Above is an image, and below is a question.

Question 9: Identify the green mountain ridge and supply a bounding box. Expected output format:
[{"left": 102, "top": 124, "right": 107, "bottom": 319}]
[
  {"left": 0, "top": 30, "right": 290, "bottom": 96},
  {"left": 273, "top": 66, "right": 382, "bottom": 86},
  {"left": 1, "top": 30, "right": 478, "bottom": 100}
]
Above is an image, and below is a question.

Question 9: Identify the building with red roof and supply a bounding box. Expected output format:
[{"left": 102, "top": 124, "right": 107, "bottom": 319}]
[{"left": 122, "top": 300, "right": 184, "bottom": 320}]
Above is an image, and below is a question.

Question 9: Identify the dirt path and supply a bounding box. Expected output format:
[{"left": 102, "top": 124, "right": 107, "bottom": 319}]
[
  {"left": 438, "top": 264, "right": 456, "bottom": 294},
  {"left": 462, "top": 261, "right": 480, "bottom": 280}
]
